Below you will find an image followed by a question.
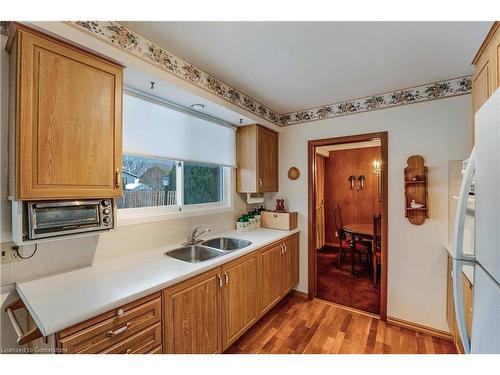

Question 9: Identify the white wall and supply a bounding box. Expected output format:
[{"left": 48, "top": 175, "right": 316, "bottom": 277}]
[{"left": 267, "top": 95, "right": 472, "bottom": 331}]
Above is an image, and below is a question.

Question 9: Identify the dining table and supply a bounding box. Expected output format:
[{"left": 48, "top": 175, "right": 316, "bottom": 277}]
[{"left": 342, "top": 223, "right": 374, "bottom": 275}]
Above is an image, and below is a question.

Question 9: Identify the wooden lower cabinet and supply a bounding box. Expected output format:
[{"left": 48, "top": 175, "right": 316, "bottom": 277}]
[
  {"left": 57, "top": 293, "right": 162, "bottom": 354},
  {"left": 164, "top": 233, "right": 300, "bottom": 354},
  {"left": 259, "top": 243, "right": 284, "bottom": 315},
  {"left": 163, "top": 268, "right": 222, "bottom": 354},
  {"left": 221, "top": 252, "right": 259, "bottom": 350},
  {"left": 102, "top": 322, "right": 162, "bottom": 354},
  {"left": 281, "top": 235, "right": 300, "bottom": 295},
  {"left": 260, "top": 233, "right": 300, "bottom": 315},
  {"left": 446, "top": 254, "right": 469, "bottom": 354},
  {"left": 51, "top": 233, "right": 299, "bottom": 354},
  {"left": 462, "top": 273, "right": 474, "bottom": 340}
]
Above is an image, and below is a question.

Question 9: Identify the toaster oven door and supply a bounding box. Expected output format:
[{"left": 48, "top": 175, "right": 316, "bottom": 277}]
[{"left": 28, "top": 201, "right": 102, "bottom": 239}]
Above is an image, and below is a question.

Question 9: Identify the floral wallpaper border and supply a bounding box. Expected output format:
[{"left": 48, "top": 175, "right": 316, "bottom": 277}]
[
  {"left": 279, "top": 76, "right": 472, "bottom": 126},
  {"left": 68, "top": 21, "right": 281, "bottom": 125},
  {"left": 2, "top": 21, "right": 472, "bottom": 127}
]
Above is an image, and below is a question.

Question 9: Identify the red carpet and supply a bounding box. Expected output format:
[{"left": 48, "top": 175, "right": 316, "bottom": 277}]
[{"left": 316, "top": 246, "right": 380, "bottom": 315}]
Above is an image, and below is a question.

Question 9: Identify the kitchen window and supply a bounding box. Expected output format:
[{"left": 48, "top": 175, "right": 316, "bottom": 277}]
[{"left": 118, "top": 91, "right": 235, "bottom": 226}]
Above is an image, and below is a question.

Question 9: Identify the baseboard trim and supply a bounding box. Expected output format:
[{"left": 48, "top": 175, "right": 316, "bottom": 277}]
[
  {"left": 325, "top": 242, "right": 339, "bottom": 248},
  {"left": 316, "top": 298, "right": 381, "bottom": 319},
  {"left": 290, "top": 289, "right": 308, "bottom": 299},
  {"left": 387, "top": 316, "right": 454, "bottom": 341},
  {"left": 292, "top": 291, "right": 454, "bottom": 343}
]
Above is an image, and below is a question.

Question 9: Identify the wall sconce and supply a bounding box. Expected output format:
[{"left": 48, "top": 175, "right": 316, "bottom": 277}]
[
  {"left": 372, "top": 159, "right": 383, "bottom": 201},
  {"left": 372, "top": 159, "right": 382, "bottom": 175},
  {"left": 358, "top": 175, "right": 365, "bottom": 190},
  {"left": 348, "top": 175, "right": 365, "bottom": 192}
]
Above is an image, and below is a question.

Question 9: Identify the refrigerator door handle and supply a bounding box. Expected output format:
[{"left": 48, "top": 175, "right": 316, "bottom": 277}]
[
  {"left": 452, "top": 147, "right": 476, "bottom": 262},
  {"left": 452, "top": 258, "right": 474, "bottom": 354}
]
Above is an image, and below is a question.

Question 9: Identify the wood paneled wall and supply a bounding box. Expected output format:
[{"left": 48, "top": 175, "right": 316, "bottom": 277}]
[{"left": 324, "top": 146, "right": 382, "bottom": 245}]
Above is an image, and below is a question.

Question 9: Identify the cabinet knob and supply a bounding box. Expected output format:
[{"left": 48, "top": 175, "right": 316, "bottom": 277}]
[{"left": 116, "top": 308, "right": 124, "bottom": 317}]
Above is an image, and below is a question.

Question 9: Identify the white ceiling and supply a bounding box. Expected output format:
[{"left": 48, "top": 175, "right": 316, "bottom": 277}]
[
  {"left": 124, "top": 67, "right": 255, "bottom": 126},
  {"left": 122, "top": 21, "right": 492, "bottom": 113}
]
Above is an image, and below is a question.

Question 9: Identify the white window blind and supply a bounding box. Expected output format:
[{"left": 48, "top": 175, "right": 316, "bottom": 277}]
[{"left": 123, "top": 93, "right": 236, "bottom": 167}]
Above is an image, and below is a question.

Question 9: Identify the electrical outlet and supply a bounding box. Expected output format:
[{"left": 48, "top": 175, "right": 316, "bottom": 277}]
[{"left": 0, "top": 242, "right": 21, "bottom": 264}]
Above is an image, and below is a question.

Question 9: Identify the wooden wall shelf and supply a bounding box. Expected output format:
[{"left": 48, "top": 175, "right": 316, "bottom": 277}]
[{"left": 404, "top": 155, "right": 429, "bottom": 225}]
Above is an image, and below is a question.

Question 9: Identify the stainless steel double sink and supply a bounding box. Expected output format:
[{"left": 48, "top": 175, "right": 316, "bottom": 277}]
[{"left": 164, "top": 238, "right": 252, "bottom": 263}]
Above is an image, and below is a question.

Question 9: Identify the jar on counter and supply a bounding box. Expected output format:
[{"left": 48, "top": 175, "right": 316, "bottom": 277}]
[
  {"left": 247, "top": 213, "right": 255, "bottom": 230},
  {"left": 241, "top": 216, "right": 250, "bottom": 231},
  {"left": 236, "top": 217, "right": 245, "bottom": 231}
]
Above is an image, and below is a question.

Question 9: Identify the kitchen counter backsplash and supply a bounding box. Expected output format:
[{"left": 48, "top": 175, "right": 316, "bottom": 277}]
[{"left": 0, "top": 209, "right": 240, "bottom": 288}]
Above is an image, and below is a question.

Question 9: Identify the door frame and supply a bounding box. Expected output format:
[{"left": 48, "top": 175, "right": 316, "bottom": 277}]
[{"left": 307, "top": 131, "right": 388, "bottom": 321}]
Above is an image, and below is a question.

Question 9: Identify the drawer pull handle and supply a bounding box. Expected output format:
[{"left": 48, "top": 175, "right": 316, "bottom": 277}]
[
  {"left": 105, "top": 323, "right": 130, "bottom": 338},
  {"left": 224, "top": 272, "right": 229, "bottom": 285},
  {"left": 216, "top": 274, "right": 223, "bottom": 288},
  {"left": 126, "top": 349, "right": 133, "bottom": 354}
]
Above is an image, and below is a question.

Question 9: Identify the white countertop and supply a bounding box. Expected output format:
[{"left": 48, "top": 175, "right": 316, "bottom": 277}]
[{"left": 16, "top": 228, "right": 300, "bottom": 336}]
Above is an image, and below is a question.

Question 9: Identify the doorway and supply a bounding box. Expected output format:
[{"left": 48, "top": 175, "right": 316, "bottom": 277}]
[{"left": 308, "top": 132, "right": 388, "bottom": 320}]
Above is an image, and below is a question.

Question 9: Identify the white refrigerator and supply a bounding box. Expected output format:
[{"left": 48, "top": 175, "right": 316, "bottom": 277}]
[{"left": 453, "top": 88, "right": 500, "bottom": 354}]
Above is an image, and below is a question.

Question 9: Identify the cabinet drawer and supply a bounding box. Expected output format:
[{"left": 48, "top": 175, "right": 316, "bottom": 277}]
[
  {"left": 102, "top": 322, "right": 162, "bottom": 354},
  {"left": 58, "top": 297, "right": 161, "bottom": 354},
  {"left": 149, "top": 345, "right": 162, "bottom": 354}
]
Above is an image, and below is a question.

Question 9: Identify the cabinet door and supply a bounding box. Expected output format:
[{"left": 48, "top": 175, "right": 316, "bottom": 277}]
[
  {"left": 259, "top": 243, "right": 283, "bottom": 315},
  {"left": 164, "top": 268, "right": 222, "bottom": 354},
  {"left": 257, "top": 126, "right": 279, "bottom": 192},
  {"left": 462, "top": 274, "right": 474, "bottom": 340},
  {"left": 472, "top": 55, "right": 492, "bottom": 116},
  {"left": 221, "top": 253, "right": 259, "bottom": 349},
  {"left": 14, "top": 27, "right": 123, "bottom": 199},
  {"left": 446, "top": 255, "right": 456, "bottom": 335},
  {"left": 281, "top": 235, "right": 299, "bottom": 295}
]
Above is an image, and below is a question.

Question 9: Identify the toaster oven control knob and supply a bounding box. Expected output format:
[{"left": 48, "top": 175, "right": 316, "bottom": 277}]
[
  {"left": 103, "top": 208, "right": 111, "bottom": 215},
  {"left": 102, "top": 200, "right": 111, "bottom": 207},
  {"left": 103, "top": 216, "right": 111, "bottom": 224}
]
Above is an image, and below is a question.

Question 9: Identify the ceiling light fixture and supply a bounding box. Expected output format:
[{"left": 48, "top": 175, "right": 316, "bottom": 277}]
[{"left": 191, "top": 103, "right": 206, "bottom": 110}]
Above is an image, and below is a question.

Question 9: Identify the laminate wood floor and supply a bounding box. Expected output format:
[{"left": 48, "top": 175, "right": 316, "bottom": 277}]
[{"left": 226, "top": 294, "right": 457, "bottom": 354}]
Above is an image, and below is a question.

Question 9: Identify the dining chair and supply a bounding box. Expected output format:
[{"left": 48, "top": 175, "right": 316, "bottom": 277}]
[
  {"left": 372, "top": 214, "right": 382, "bottom": 286},
  {"left": 333, "top": 204, "right": 370, "bottom": 268}
]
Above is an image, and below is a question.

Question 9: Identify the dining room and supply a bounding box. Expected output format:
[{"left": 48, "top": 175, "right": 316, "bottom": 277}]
[{"left": 313, "top": 134, "right": 386, "bottom": 316}]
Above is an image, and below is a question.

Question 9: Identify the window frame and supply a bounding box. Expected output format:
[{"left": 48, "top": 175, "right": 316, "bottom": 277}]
[{"left": 117, "top": 161, "right": 233, "bottom": 227}]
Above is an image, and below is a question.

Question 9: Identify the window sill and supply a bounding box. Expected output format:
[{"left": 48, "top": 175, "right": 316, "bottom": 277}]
[{"left": 117, "top": 205, "right": 234, "bottom": 227}]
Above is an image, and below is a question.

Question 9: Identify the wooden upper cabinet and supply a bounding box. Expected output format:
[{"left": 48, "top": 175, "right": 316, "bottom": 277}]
[
  {"left": 7, "top": 24, "right": 123, "bottom": 200},
  {"left": 163, "top": 268, "right": 222, "bottom": 354},
  {"left": 472, "top": 22, "right": 500, "bottom": 139},
  {"left": 221, "top": 253, "right": 259, "bottom": 350},
  {"left": 237, "top": 124, "right": 279, "bottom": 193}
]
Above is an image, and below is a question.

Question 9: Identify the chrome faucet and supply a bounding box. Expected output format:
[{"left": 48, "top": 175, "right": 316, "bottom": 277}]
[{"left": 183, "top": 225, "right": 211, "bottom": 246}]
